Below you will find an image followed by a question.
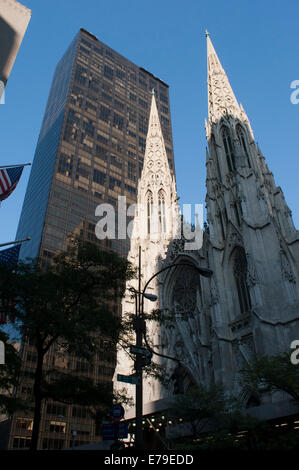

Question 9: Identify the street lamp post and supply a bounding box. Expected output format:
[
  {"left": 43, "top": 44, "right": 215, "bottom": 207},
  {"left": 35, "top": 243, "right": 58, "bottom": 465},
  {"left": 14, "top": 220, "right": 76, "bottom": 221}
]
[{"left": 131, "top": 247, "right": 213, "bottom": 449}]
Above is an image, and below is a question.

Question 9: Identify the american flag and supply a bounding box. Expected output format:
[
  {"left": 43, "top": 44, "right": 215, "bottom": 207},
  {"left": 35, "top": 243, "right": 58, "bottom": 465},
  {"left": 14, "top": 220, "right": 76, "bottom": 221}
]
[
  {"left": 0, "top": 166, "right": 24, "bottom": 202},
  {"left": 0, "top": 244, "right": 21, "bottom": 266},
  {"left": 0, "top": 244, "right": 20, "bottom": 324}
]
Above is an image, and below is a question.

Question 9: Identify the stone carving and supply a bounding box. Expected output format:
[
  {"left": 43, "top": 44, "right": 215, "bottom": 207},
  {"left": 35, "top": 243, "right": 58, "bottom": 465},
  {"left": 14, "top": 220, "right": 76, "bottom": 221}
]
[
  {"left": 229, "top": 231, "right": 243, "bottom": 248},
  {"left": 168, "top": 237, "right": 185, "bottom": 264},
  {"left": 207, "top": 40, "right": 241, "bottom": 124},
  {"left": 210, "top": 277, "right": 219, "bottom": 305},
  {"left": 246, "top": 252, "right": 258, "bottom": 287},
  {"left": 280, "top": 250, "right": 296, "bottom": 284}
]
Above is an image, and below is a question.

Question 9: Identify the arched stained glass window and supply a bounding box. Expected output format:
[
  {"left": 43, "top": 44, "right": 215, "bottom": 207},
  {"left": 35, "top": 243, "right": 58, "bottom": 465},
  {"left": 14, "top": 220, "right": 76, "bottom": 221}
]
[
  {"left": 236, "top": 125, "right": 251, "bottom": 168},
  {"left": 172, "top": 266, "right": 201, "bottom": 318},
  {"left": 158, "top": 189, "right": 166, "bottom": 233},
  {"left": 222, "top": 127, "right": 236, "bottom": 172},
  {"left": 233, "top": 247, "right": 251, "bottom": 314}
]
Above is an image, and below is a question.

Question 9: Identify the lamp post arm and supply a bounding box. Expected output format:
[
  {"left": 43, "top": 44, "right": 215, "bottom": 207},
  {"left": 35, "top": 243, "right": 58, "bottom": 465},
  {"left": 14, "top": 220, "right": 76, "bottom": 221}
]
[
  {"left": 142, "top": 331, "right": 200, "bottom": 389},
  {"left": 142, "top": 331, "right": 180, "bottom": 364},
  {"left": 141, "top": 262, "right": 212, "bottom": 316}
]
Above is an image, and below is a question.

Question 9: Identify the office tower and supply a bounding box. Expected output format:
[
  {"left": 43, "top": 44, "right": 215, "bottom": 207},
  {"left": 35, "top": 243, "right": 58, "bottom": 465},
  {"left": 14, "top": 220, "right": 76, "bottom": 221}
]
[
  {"left": 16, "top": 28, "right": 174, "bottom": 262},
  {"left": 9, "top": 28, "right": 174, "bottom": 449},
  {"left": 0, "top": 0, "right": 31, "bottom": 99}
]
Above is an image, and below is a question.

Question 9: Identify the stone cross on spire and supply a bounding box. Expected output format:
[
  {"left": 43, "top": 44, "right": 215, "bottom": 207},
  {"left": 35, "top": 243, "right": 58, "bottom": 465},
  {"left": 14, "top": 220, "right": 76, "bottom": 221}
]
[{"left": 206, "top": 32, "right": 241, "bottom": 124}]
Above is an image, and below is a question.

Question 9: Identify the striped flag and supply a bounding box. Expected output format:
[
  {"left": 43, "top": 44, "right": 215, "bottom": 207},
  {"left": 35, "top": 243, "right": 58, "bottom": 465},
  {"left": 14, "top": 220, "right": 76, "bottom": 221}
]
[
  {"left": 0, "top": 244, "right": 21, "bottom": 266},
  {"left": 0, "top": 166, "right": 24, "bottom": 202},
  {"left": 0, "top": 299, "right": 15, "bottom": 325},
  {"left": 0, "top": 244, "right": 20, "bottom": 325}
]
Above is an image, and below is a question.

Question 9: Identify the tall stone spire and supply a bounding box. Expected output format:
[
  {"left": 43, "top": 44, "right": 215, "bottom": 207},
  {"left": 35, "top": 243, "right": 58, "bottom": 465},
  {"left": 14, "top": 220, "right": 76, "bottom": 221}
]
[
  {"left": 135, "top": 90, "right": 179, "bottom": 241},
  {"left": 114, "top": 91, "right": 181, "bottom": 410},
  {"left": 142, "top": 89, "right": 173, "bottom": 183},
  {"left": 206, "top": 31, "right": 241, "bottom": 124}
]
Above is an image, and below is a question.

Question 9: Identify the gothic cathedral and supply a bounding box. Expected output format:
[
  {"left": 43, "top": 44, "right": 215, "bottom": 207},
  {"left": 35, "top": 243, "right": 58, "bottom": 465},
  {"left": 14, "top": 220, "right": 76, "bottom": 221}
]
[{"left": 115, "top": 33, "right": 299, "bottom": 418}]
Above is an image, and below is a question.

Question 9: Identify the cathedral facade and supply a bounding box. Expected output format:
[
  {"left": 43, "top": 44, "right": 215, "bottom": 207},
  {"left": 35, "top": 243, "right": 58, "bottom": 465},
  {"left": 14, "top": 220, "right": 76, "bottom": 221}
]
[{"left": 115, "top": 33, "right": 299, "bottom": 419}]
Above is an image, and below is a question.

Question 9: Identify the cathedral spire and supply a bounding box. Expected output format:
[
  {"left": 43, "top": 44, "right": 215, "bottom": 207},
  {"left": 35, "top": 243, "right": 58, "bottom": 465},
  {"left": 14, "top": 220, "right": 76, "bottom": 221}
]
[
  {"left": 206, "top": 32, "right": 241, "bottom": 124},
  {"left": 142, "top": 90, "right": 170, "bottom": 174},
  {"left": 133, "top": 90, "right": 179, "bottom": 241}
]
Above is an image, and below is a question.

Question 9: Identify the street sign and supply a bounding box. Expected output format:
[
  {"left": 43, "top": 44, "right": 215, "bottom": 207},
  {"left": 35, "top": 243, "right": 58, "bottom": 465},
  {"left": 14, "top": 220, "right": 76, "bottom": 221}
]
[
  {"left": 110, "top": 404, "right": 124, "bottom": 421},
  {"left": 130, "top": 345, "right": 152, "bottom": 357},
  {"left": 102, "top": 422, "right": 128, "bottom": 440},
  {"left": 117, "top": 373, "right": 140, "bottom": 385}
]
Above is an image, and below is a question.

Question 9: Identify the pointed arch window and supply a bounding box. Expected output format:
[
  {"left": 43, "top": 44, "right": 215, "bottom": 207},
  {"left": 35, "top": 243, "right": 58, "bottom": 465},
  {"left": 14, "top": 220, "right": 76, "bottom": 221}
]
[
  {"left": 147, "top": 191, "right": 153, "bottom": 234},
  {"left": 236, "top": 125, "right": 251, "bottom": 168},
  {"left": 222, "top": 127, "right": 236, "bottom": 172},
  {"left": 211, "top": 134, "right": 222, "bottom": 180},
  {"left": 158, "top": 189, "right": 166, "bottom": 233},
  {"left": 233, "top": 247, "right": 251, "bottom": 314},
  {"left": 219, "top": 211, "right": 225, "bottom": 239}
]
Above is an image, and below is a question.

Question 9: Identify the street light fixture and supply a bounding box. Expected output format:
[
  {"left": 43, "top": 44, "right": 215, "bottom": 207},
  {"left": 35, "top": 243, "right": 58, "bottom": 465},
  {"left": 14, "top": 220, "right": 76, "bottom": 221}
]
[
  {"left": 141, "top": 262, "right": 213, "bottom": 317},
  {"left": 143, "top": 293, "right": 158, "bottom": 302},
  {"left": 132, "top": 247, "right": 213, "bottom": 449}
]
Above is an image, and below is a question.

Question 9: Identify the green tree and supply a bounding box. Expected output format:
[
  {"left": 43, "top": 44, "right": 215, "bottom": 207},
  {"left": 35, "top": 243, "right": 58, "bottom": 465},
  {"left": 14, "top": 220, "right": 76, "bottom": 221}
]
[
  {"left": 167, "top": 384, "right": 229, "bottom": 438},
  {"left": 0, "top": 240, "right": 135, "bottom": 450},
  {"left": 240, "top": 352, "right": 299, "bottom": 402},
  {"left": 0, "top": 330, "right": 22, "bottom": 415},
  {"left": 167, "top": 384, "right": 261, "bottom": 450}
]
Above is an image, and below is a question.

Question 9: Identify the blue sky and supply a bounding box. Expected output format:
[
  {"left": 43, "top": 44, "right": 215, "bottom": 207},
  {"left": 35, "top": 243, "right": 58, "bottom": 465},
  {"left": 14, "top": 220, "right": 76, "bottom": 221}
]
[{"left": 1, "top": 0, "right": 298, "bottom": 246}]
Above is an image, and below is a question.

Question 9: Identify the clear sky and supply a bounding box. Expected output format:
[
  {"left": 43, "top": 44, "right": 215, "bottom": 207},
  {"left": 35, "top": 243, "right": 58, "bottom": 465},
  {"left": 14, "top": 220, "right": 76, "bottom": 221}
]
[{"left": 1, "top": 0, "right": 298, "bottom": 246}]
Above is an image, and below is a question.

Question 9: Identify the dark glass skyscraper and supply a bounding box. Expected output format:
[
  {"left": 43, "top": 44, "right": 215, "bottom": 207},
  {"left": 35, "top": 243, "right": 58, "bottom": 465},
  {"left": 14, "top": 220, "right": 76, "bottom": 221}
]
[
  {"left": 10, "top": 29, "right": 175, "bottom": 449},
  {"left": 16, "top": 28, "right": 174, "bottom": 263}
]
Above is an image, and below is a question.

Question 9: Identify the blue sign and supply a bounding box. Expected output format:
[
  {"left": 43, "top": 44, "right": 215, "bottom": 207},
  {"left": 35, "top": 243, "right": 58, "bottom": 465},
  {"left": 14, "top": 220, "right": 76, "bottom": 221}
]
[
  {"left": 110, "top": 404, "right": 125, "bottom": 420},
  {"left": 102, "top": 422, "right": 128, "bottom": 440}
]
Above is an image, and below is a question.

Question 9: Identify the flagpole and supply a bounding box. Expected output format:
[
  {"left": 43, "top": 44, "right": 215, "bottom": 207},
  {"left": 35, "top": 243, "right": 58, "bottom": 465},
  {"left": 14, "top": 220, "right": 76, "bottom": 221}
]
[
  {"left": 0, "top": 238, "right": 30, "bottom": 248},
  {"left": 0, "top": 163, "right": 31, "bottom": 169}
]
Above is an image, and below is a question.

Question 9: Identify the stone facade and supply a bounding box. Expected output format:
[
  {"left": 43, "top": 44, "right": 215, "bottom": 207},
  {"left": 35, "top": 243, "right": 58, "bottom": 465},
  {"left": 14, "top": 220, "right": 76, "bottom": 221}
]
[{"left": 114, "top": 34, "right": 299, "bottom": 418}]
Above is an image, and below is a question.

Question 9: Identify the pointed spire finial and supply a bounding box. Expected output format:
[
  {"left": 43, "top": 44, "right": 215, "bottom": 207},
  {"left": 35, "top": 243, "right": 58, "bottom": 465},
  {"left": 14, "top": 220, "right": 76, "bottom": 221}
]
[
  {"left": 206, "top": 34, "right": 241, "bottom": 123},
  {"left": 142, "top": 86, "right": 170, "bottom": 173},
  {"left": 151, "top": 88, "right": 156, "bottom": 96},
  {"left": 205, "top": 29, "right": 210, "bottom": 38}
]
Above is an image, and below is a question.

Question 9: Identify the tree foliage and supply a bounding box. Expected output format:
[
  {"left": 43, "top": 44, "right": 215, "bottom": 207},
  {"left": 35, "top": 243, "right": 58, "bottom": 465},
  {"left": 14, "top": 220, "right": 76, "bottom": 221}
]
[
  {"left": 0, "top": 240, "right": 135, "bottom": 450},
  {"left": 240, "top": 352, "right": 299, "bottom": 402},
  {"left": 167, "top": 384, "right": 262, "bottom": 450},
  {"left": 167, "top": 384, "right": 229, "bottom": 435},
  {"left": 0, "top": 330, "right": 22, "bottom": 415}
]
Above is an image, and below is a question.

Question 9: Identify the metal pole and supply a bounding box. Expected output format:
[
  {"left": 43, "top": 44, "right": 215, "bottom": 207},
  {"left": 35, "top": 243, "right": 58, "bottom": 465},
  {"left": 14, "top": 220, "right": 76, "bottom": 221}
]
[
  {"left": 134, "top": 259, "right": 212, "bottom": 448},
  {"left": 138, "top": 245, "right": 141, "bottom": 316},
  {"left": 135, "top": 245, "right": 144, "bottom": 449},
  {"left": 0, "top": 163, "right": 31, "bottom": 169},
  {"left": 0, "top": 237, "right": 30, "bottom": 248}
]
